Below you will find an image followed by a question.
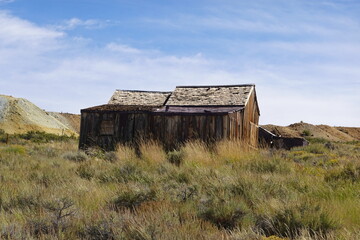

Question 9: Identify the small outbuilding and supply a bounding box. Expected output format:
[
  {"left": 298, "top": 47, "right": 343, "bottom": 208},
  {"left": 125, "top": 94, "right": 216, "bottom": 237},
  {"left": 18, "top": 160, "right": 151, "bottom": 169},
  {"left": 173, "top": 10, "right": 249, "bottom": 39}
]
[{"left": 79, "top": 84, "right": 260, "bottom": 150}]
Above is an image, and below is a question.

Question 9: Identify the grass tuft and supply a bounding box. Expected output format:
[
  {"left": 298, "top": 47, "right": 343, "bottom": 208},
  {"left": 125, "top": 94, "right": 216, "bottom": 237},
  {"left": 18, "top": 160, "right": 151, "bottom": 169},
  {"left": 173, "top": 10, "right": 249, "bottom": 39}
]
[
  {"left": 110, "top": 187, "right": 157, "bottom": 211},
  {"left": 62, "top": 150, "right": 88, "bottom": 162}
]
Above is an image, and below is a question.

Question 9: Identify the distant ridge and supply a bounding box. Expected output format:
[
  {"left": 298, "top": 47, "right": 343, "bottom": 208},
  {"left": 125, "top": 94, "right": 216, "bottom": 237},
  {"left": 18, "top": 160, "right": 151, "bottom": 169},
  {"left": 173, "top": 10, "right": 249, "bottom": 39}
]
[
  {"left": 262, "top": 122, "right": 360, "bottom": 141},
  {"left": 0, "top": 94, "right": 77, "bottom": 135}
]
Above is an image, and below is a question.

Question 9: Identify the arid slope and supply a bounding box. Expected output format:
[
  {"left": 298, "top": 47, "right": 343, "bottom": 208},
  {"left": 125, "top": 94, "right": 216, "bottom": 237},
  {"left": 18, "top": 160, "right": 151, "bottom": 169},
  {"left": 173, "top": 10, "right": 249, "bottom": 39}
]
[
  {"left": 262, "top": 122, "right": 360, "bottom": 141},
  {"left": 0, "top": 95, "right": 77, "bottom": 135},
  {"left": 47, "top": 112, "right": 81, "bottom": 133}
]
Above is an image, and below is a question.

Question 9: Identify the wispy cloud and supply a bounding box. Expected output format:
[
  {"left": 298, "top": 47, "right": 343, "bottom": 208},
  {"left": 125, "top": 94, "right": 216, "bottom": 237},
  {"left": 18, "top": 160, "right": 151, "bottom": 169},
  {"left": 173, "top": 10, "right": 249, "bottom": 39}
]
[
  {"left": 106, "top": 43, "right": 143, "bottom": 54},
  {"left": 55, "top": 18, "right": 110, "bottom": 30},
  {"left": 0, "top": 0, "right": 15, "bottom": 3},
  {"left": 0, "top": 11, "right": 63, "bottom": 48},
  {"left": 263, "top": 41, "right": 360, "bottom": 57}
]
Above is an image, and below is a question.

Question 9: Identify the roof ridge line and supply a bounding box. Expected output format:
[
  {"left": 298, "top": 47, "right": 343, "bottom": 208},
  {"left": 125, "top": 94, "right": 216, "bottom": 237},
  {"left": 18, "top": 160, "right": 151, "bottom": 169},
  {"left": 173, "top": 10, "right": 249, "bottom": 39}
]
[
  {"left": 175, "top": 84, "right": 255, "bottom": 88},
  {"left": 115, "top": 89, "right": 172, "bottom": 93}
]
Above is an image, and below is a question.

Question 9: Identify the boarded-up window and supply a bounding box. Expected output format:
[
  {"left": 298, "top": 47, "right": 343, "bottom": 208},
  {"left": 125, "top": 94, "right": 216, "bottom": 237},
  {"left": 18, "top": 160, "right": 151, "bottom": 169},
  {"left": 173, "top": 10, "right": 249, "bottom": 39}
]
[
  {"left": 100, "top": 120, "right": 114, "bottom": 135},
  {"left": 99, "top": 114, "right": 115, "bottom": 135}
]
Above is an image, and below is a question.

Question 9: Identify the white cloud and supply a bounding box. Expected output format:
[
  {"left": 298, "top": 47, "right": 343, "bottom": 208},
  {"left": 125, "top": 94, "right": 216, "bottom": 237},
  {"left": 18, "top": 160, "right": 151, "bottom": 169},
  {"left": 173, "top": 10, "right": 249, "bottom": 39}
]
[
  {"left": 55, "top": 18, "right": 109, "bottom": 30},
  {"left": 106, "top": 43, "right": 143, "bottom": 54},
  {"left": 0, "top": 11, "right": 63, "bottom": 48},
  {"left": 0, "top": 11, "right": 65, "bottom": 76}
]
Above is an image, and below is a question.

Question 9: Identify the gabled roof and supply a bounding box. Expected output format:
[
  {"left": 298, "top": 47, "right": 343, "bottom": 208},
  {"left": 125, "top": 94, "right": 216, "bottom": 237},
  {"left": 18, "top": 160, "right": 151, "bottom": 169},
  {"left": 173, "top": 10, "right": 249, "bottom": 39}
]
[
  {"left": 108, "top": 90, "right": 171, "bottom": 106},
  {"left": 165, "top": 84, "right": 255, "bottom": 106}
]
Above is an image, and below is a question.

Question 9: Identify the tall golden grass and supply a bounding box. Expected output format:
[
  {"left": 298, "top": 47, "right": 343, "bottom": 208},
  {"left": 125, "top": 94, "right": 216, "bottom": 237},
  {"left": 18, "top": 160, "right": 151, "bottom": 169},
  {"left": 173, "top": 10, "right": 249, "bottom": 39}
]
[{"left": 0, "top": 138, "right": 359, "bottom": 239}]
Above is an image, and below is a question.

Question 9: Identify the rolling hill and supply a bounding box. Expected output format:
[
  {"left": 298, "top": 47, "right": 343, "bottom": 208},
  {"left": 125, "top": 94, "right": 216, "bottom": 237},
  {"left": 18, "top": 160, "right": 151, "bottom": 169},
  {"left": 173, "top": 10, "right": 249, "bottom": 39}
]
[
  {"left": 262, "top": 122, "right": 360, "bottom": 141},
  {"left": 0, "top": 94, "right": 78, "bottom": 135}
]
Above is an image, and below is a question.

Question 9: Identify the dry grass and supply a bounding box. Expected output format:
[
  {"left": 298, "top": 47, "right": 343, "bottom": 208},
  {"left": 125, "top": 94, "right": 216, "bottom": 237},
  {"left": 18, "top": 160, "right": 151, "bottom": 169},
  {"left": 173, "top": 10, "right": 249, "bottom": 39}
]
[
  {"left": 116, "top": 144, "right": 138, "bottom": 162},
  {"left": 0, "top": 138, "right": 359, "bottom": 239},
  {"left": 139, "top": 140, "right": 167, "bottom": 164},
  {"left": 182, "top": 140, "right": 214, "bottom": 166}
]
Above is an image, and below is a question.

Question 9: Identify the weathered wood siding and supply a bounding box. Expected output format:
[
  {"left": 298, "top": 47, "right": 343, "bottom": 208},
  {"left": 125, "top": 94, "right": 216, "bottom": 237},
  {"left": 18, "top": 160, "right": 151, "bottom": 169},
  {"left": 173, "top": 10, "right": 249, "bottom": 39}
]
[
  {"left": 79, "top": 111, "right": 241, "bottom": 150},
  {"left": 79, "top": 92, "right": 260, "bottom": 150},
  {"left": 242, "top": 90, "right": 260, "bottom": 147},
  {"left": 80, "top": 112, "right": 147, "bottom": 150}
]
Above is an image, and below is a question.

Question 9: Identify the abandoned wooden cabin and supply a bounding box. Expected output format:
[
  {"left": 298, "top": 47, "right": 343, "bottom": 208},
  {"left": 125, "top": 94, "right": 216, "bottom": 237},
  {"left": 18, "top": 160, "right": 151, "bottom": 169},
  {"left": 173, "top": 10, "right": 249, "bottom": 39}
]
[{"left": 79, "top": 84, "right": 260, "bottom": 150}]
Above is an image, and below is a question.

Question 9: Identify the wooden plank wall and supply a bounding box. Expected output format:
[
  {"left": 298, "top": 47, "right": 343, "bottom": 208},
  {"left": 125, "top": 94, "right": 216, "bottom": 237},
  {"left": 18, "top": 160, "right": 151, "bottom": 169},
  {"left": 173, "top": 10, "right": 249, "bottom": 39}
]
[
  {"left": 154, "top": 114, "right": 226, "bottom": 148},
  {"left": 242, "top": 90, "right": 260, "bottom": 147},
  {"left": 80, "top": 112, "right": 231, "bottom": 150},
  {"left": 79, "top": 99, "right": 260, "bottom": 150}
]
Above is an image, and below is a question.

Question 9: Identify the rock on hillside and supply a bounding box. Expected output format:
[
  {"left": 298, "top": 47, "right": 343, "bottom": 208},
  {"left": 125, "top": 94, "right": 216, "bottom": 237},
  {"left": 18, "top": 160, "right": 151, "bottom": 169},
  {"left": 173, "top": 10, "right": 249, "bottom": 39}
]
[
  {"left": 262, "top": 122, "right": 359, "bottom": 141},
  {"left": 0, "top": 95, "right": 77, "bottom": 135}
]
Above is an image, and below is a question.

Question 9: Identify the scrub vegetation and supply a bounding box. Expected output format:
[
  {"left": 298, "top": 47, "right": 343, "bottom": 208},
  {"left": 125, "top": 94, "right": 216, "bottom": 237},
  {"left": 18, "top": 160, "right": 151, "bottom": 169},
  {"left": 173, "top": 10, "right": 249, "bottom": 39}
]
[{"left": 0, "top": 132, "right": 359, "bottom": 239}]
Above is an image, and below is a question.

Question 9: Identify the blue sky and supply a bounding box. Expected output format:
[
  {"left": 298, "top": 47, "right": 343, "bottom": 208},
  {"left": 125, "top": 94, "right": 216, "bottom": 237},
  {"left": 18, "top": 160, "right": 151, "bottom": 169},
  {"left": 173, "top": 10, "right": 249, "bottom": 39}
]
[{"left": 0, "top": 0, "right": 359, "bottom": 126}]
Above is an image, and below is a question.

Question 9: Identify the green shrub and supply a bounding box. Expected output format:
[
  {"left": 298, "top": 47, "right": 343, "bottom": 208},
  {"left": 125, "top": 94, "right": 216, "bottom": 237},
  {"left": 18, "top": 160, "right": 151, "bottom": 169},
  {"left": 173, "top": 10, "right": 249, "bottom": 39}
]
[
  {"left": 256, "top": 203, "right": 338, "bottom": 238},
  {"left": 85, "top": 147, "right": 106, "bottom": 159},
  {"left": 80, "top": 221, "right": 115, "bottom": 240},
  {"left": 198, "top": 198, "right": 250, "bottom": 230},
  {"left": 76, "top": 164, "right": 95, "bottom": 180},
  {"left": 1, "top": 145, "right": 26, "bottom": 155},
  {"left": 16, "top": 131, "right": 76, "bottom": 143},
  {"left": 103, "top": 151, "right": 118, "bottom": 162},
  {"left": 0, "top": 129, "right": 8, "bottom": 143},
  {"left": 180, "top": 185, "right": 199, "bottom": 202},
  {"left": 247, "top": 157, "right": 290, "bottom": 174},
  {"left": 111, "top": 188, "right": 157, "bottom": 211},
  {"left": 62, "top": 151, "right": 88, "bottom": 162},
  {"left": 306, "top": 137, "right": 328, "bottom": 144},
  {"left": 304, "top": 144, "right": 327, "bottom": 154},
  {"left": 167, "top": 150, "right": 184, "bottom": 166},
  {"left": 325, "top": 164, "right": 360, "bottom": 183},
  {"left": 3, "top": 194, "right": 40, "bottom": 211},
  {"left": 29, "top": 171, "right": 59, "bottom": 188},
  {"left": 30, "top": 146, "right": 58, "bottom": 157},
  {"left": 26, "top": 218, "right": 53, "bottom": 237},
  {"left": 302, "top": 130, "right": 311, "bottom": 137},
  {"left": 174, "top": 172, "right": 190, "bottom": 184},
  {"left": 110, "top": 164, "right": 148, "bottom": 183},
  {"left": 229, "top": 181, "right": 259, "bottom": 208}
]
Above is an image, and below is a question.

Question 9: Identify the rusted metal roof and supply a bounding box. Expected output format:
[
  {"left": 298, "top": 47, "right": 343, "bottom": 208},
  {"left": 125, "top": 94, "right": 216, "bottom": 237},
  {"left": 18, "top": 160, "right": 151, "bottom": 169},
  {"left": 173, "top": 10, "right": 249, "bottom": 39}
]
[
  {"left": 165, "top": 84, "right": 254, "bottom": 106},
  {"left": 108, "top": 90, "right": 171, "bottom": 105}
]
